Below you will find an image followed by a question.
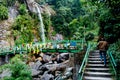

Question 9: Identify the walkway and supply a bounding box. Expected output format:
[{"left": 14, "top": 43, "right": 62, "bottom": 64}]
[{"left": 83, "top": 50, "right": 114, "bottom": 80}]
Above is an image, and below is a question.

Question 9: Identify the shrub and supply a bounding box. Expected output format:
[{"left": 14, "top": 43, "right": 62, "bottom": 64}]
[
  {"left": 18, "top": 4, "right": 27, "bottom": 15},
  {"left": 2, "top": 54, "right": 32, "bottom": 80},
  {"left": 12, "top": 14, "right": 34, "bottom": 45},
  {"left": 85, "top": 32, "right": 94, "bottom": 41},
  {"left": 0, "top": 5, "right": 8, "bottom": 20}
]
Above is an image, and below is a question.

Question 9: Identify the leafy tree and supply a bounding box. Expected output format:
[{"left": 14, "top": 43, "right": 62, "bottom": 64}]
[
  {"left": 69, "top": 0, "right": 100, "bottom": 41},
  {"left": 0, "top": 5, "right": 8, "bottom": 20},
  {"left": 0, "top": 0, "right": 16, "bottom": 7},
  {"left": 85, "top": 32, "right": 95, "bottom": 41},
  {"left": 18, "top": 4, "right": 27, "bottom": 15},
  {"left": 68, "top": 19, "right": 80, "bottom": 39},
  {"left": 49, "top": 0, "right": 82, "bottom": 38},
  {"left": 98, "top": 0, "right": 120, "bottom": 43},
  {"left": 1, "top": 54, "right": 32, "bottom": 80},
  {"left": 12, "top": 14, "right": 35, "bottom": 45}
]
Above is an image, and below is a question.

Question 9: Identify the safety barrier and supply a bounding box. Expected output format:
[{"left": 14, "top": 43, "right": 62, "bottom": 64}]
[
  {"left": 0, "top": 39, "right": 85, "bottom": 56},
  {"left": 107, "top": 51, "right": 117, "bottom": 79},
  {"left": 78, "top": 43, "right": 91, "bottom": 80}
]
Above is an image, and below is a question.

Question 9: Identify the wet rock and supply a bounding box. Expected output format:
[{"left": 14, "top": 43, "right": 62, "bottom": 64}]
[
  {"left": 31, "top": 69, "right": 41, "bottom": 77},
  {"left": 32, "top": 78, "right": 41, "bottom": 80},
  {"left": 34, "top": 60, "right": 42, "bottom": 70},
  {"left": 29, "top": 62, "right": 35, "bottom": 69},
  {"left": 29, "top": 60, "right": 42, "bottom": 70},
  {"left": 44, "top": 63, "right": 66, "bottom": 71},
  {"left": 65, "top": 67, "right": 73, "bottom": 72},
  {"left": 42, "top": 54, "right": 51, "bottom": 63},
  {"left": 0, "top": 69, "right": 11, "bottom": 78},
  {"left": 39, "top": 65, "right": 48, "bottom": 72},
  {"left": 60, "top": 53, "right": 69, "bottom": 58},
  {"left": 55, "top": 71, "right": 62, "bottom": 76},
  {"left": 64, "top": 71, "right": 72, "bottom": 78},
  {"left": 41, "top": 71, "right": 54, "bottom": 80}
]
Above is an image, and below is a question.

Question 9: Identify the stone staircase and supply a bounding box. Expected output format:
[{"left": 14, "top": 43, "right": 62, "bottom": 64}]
[{"left": 83, "top": 50, "right": 114, "bottom": 80}]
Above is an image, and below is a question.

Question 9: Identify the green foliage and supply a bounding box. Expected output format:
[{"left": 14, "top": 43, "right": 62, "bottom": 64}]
[
  {"left": 18, "top": 4, "right": 27, "bottom": 15},
  {"left": 70, "top": 0, "right": 100, "bottom": 40},
  {"left": 0, "top": 0, "right": 16, "bottom": 6},
  {"left": 0, "top": 5, "right": 8, "bottom": 20},
  {"left": 108, "top": 40, "right": 120, "bottom": 60},
  {"left": 50, "top": 0, "right": 81, "bottom": 38},
  {"left": 12, "top": 14, "right": 34, "bottom": 45},
  {"left": 1, "top": 54, "right": 32, "bottom": 80},
  {"left": 108, "top": 40, "right": 120, "bottom": 79},
  {"left": 85, "top": 32, "right": 94, "bottom": 41},
  {"left": 17, "top": 0, "right": 25, "bottom": 4},
  {"left": 42, "top": 13, "right": 51, "bottom": 38},
  {"left": 98, "top": 0, "right": 120, "bottom": 43},
  {"left": 68, "top": 19, "right": 80, "bottom": 39}
]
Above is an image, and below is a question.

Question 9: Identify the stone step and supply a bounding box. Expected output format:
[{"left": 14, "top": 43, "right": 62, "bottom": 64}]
[
  {"left": 85, "top": 68, "right": 110, "bottom": 72},
  {"left": 89, "top": 55, "right": 100, "bottom": 58},
  {"left": 90, "top": 52, "right": 99, "bottom": 54},
  {"left": 86, "top": 64, "right": 109, "bottom": 68},
  {"left": 88, "top": 58, "right": 108, "bottom": 61},
  {"left": 88, "top": 60, "right": 109, "bottom": 64},
  {"left": 89, "top": 54, "right": 100, "bottom": 56},
  {"left": 83, "top": 76, "right": 113, "bottom": 80},
  {"left": 88, "top": 58, "right": 101, "bottom": 60},
  {"left": 84, "top": 71, "right": 112, "bottom": 77}
]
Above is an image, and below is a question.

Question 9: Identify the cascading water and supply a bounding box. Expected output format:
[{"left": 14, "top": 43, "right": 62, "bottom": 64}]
[{"left": 35, "top": 3, "right": 45, "bottom": 43}]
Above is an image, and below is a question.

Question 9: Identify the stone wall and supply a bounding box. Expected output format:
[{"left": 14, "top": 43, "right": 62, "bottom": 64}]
[{"left": 0, "top": 19, "right": 14, "bottom": 48}]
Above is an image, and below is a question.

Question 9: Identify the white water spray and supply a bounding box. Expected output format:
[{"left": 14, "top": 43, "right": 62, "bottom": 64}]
[{"left": 35, "top": 3, "right": 45, "bottom": 43}]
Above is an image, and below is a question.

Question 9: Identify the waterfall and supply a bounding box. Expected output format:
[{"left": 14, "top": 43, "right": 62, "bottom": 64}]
[
  {"left": 35, "top": 3, "right": 45, "bottom": 43},
  {"left": 5, "top": 55, "right": 9, "bottom": 63}
]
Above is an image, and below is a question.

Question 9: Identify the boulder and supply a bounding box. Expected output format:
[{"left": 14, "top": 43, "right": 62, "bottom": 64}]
[
  {"left": 29, "top": 60, "right": 42, "bottom": 70},
  {"left": 41, "top": 71, "right": 54, "bottom": 80},
  {"left": 0, "top": 69, "right": 11, "bottom": 78},
  {"left": 33, "top": 78, "right": 41, "bottom": 80},
  {"left": 31, "top": 69, "right": 41, "bottom": 77}
]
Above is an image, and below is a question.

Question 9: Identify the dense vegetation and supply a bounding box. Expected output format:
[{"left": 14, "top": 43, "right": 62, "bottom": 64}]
[
  {"left": 0, "top": 4, "right": 8, "bottom": 20},
  {"left": 0, "top": 54, "right": 32, "bottom": 80},
  {"left": 97, "top": 0, "right": 120, "bottom": 43},
  {"left": 0, "top": 0, "right": 120, "bottom": 79}
]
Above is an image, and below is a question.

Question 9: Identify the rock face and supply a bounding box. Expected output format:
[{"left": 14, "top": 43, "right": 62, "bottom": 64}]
[
  {"left": 26, "top": 0, "right": 55, "bottom": 15},
  {"left": 0, "top": 69, "right": 11, "bottom": 79},
  {"left": 0, "top": 19, "right": 14, "bottom": 48},
  {"left": 0, "top": 7, "right": 17, "bottom": 48},
  {"left": 29, "top": 52, "right": 73, "bottom": 80}
]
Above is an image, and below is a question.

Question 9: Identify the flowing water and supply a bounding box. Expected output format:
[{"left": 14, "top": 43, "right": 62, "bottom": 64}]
[{"left": 35, "top": 3, "right": 45, "bottom": 43}]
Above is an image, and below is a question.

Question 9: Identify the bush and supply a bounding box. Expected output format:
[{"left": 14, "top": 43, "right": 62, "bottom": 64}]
[
  {"left": 18, "top": 4, "right": 27, "bottom": 15},
  {"left": 85, "top": 32, "right": 94, "bottom": 41},
  {"left": 12, "top": 14, "right": 34, "bottom": 45},
  {"left": 2, "top": 54, "right": 32, "bottom": 80},
  {"left": 108, "top": 39, "right": 120, "bottom": 80},
  {"left": 108, "top": 39, "right": 120, "bottom": 60},
  {"left": 0, "top": 5, "right": 8, "bottom": 20}
]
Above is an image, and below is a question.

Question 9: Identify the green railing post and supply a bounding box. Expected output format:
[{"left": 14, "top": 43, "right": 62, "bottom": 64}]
[
  {"left": 108, "top": 51, "right": 117, "bottom": 80},
  {"left": 78, "top": 43, "right": 91, "bottom": 80}
]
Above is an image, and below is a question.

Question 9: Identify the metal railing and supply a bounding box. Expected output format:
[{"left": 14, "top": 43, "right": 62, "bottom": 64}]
[
  {"left": 107, "top": 51, "right": 117, "bottom": 79},
  {"left": 78, "top": 43, "right": 91, "bottom": 80},
  {"left": 0, "top": 39, "right": 84, "bottom": 55}
]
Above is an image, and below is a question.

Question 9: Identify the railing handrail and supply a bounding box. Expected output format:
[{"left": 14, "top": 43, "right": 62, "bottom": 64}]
[
  {"left": 109, "top": 51, "right": 117, "bottom": 67},
  {"left": 0, "top": 39, "right": 85, "bottom": 55},
  {"left": 78, "top": 43, "right": 91, "bottom": 80},
  {"left": 107, "top": 51, "right": 117, "bottom": 78}
]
